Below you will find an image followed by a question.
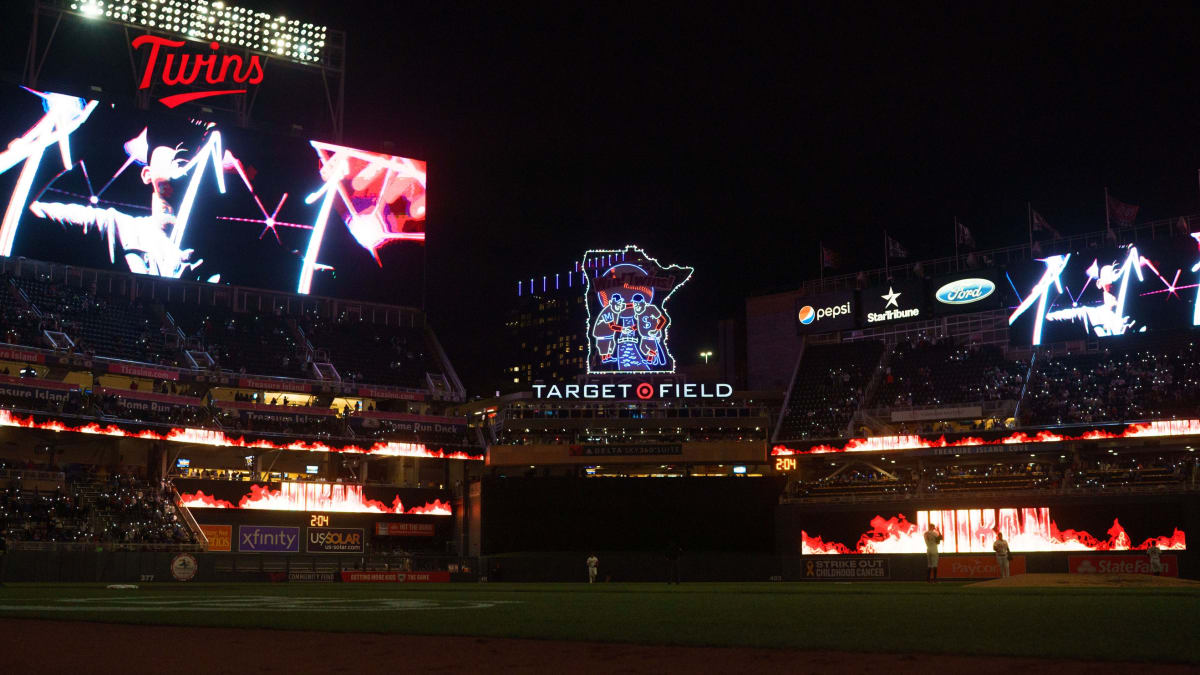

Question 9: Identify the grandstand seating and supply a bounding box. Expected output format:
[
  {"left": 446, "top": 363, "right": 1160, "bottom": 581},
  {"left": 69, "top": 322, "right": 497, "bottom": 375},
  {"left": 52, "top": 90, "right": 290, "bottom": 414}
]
[
  {"left": 168, "top": 304, "right": 309, "bottom": 378},
  {"left": 775, "top": 340, "right": 884, "bottom": 439},
  {"left": 870, "top": 339, "right": 1026, "bottom": 408},
  {"left": 1023, "top": 331, "right": 1200, "bottom": 426},
  {"left": 10, "top": 276, "right": 176, "bottom": 364},
  {"left": 0, "top": 467, "right": 195, "bottom": 544},
  {"left": 300, "top": 312, "right": 436, "bottom": 388},
  {"left": 774, "top": 331, "right": 1200, "bottom": 442},
  {"left": 785, "top": 452, "right": 1199, "bottom": 500},
  {"left": 0, "top": 266, "right": 451, "bottom": 393}
]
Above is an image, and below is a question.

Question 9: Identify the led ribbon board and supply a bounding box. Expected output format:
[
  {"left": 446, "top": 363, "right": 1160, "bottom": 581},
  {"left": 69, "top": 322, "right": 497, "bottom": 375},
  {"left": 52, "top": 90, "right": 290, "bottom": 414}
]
[
  {"left": 799, "top": 507, "right": 1185, "bottom": 554},
  {"left": 583, "top": 246, "right": 694, "bottom": 374}
]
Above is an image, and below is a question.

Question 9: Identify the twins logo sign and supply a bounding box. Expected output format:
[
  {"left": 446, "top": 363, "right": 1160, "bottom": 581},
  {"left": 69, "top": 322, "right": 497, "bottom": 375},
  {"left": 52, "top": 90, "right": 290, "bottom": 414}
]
[{"left": 584, "top": 246, "right": 694, "bottom": 374}]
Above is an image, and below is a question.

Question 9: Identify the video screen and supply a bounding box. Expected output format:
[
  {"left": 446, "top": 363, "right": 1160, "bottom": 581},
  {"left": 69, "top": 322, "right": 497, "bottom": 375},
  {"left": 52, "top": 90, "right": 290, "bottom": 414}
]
[
  {"left": 1007, "top": 242, "right": 1198, "bottom": 345},
  {"left": 176, "top": 479, "right": 451, "bottom": 515},
  {"left": 0, "top": 85, "right": 426, "bottom": 301},
  {"left": 796, "top": 505, "right": 1185, "bottom": 554}
]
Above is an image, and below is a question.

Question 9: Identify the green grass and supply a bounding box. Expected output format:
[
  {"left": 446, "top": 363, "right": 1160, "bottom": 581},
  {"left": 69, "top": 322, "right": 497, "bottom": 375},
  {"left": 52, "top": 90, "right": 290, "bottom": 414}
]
[{"left": 0, "top": 582, "right": 1198, "bottom": 663}]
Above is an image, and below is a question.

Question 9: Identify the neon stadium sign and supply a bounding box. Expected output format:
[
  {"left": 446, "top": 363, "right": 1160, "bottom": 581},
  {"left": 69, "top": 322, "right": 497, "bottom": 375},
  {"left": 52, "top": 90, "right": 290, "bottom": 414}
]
[
  {"left": 533, "top": 382, "right": 733, "bottom": 401},
  {"left": 582, "top": 245, "right": 694, "bottom": 374}
]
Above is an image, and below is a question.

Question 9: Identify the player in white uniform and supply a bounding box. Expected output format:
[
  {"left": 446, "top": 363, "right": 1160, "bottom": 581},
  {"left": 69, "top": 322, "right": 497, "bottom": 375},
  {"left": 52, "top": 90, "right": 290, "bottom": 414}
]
[
  {"left": 992, "top": 531, "right": 1011, "bottom": 578},
  {"left": 1146, "top": 543, "right": 1162, "bottom": 576},
  {"left": 586, "top": 553, "right": 599, "bottom": 583},
  {"left": 924, "top": 526, "right": 942, "bottom": 583}
]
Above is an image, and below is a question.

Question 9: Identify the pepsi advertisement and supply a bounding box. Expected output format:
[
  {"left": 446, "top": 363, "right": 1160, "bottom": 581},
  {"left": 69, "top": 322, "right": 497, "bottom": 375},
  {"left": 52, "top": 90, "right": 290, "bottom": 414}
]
[{"left": 795, "top": 290, "right": 857, "bottom": 334}]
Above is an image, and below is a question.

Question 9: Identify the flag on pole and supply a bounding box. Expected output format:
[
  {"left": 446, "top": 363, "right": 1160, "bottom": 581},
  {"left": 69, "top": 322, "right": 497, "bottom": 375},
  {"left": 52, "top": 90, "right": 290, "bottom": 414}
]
[
  {"left": 1031, "top": 210, "right": 1061, "bottom": 239},
  {"left": 1107, "top": 193, "right": 1139, "bottom": 226},
  {"left": 820, "top": 244, "right": 840, "bottom": 269},
  {"left": 885, "top": 233, "right": 909, "bottom": 258},
  {"left": 955, "top": 220, "right": 976, "bottom": 249}
]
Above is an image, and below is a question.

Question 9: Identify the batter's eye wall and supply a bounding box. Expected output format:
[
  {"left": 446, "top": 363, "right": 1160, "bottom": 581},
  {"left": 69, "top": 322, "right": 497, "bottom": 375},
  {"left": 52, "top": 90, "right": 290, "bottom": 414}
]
[{"left": 480, "top": 476, "right": 786, "bottom": 554}]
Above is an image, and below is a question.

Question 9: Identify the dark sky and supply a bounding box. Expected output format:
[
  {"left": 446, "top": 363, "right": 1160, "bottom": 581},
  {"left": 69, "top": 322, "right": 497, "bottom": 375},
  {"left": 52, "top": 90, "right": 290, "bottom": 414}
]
[{"left": 6, "top": 2, "right": 1200, "bottom": 392}]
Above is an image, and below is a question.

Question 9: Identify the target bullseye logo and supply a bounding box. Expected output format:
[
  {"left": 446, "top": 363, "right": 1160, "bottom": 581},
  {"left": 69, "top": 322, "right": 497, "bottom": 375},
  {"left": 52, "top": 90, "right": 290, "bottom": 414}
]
[{"left": 635, "top": 382, "right": 655, "bottom": 399}]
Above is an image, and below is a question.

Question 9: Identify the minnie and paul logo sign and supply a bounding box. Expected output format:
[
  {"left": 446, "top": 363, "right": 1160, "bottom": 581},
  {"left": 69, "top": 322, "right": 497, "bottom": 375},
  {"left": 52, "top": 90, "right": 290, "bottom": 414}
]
[{"left": 584, "top": 246, "right": 693, "bottom": 374}]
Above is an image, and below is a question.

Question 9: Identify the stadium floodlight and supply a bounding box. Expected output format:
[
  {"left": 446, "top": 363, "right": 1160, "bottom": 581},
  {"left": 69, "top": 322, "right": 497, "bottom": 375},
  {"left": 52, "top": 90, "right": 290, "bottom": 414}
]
[{"left": 62, "top": 0, "right": 329, "bottom": 66}]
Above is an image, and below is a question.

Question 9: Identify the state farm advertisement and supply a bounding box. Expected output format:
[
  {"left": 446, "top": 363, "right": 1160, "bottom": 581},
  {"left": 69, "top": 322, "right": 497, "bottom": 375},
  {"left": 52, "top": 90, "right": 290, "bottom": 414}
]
[
  {"left": 1068, "top": 554, "right": 1178, "bottom": 577},
  {"left": 938, "top": 555, "right": 1027, "bottom": 579}
]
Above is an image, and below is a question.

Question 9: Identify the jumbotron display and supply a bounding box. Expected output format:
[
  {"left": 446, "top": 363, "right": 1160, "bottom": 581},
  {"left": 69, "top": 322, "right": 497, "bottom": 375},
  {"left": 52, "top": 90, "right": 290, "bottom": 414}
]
[
  {"left": 584, "top": 246, "right": 693, "bottom": 374},
  {"left": 180, "top": 481, "right": 451, "bottom": 515},
  {"left": 1008, "top": 242, "right": 1199, "bottom": 345},
  {"left": 0, "top": 85, "right": 425, "bottom": 299},
  {"left": 800, "top": 507, "right": 1185, "bottom": 554}
]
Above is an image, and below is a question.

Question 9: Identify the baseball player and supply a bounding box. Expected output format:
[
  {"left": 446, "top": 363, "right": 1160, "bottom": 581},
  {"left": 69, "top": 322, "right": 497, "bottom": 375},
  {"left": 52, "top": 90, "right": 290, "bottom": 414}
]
[
  {"left": 924, "top": 525, "right": 942, "bottom": 582},
  {"left": 1147, "top": 542, "right": 1163, "bottom": 576},
  {"left": 586, "top": 553, "right": 599, "bottom": 583},
  {"left": 992, "top": 530, "right": 1011, "bottom": 578}
]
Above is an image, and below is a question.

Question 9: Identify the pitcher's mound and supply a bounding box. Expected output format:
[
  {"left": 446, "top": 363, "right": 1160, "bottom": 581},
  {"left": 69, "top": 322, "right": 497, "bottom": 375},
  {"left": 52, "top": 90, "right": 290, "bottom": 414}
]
[{"left": 969, "top": 573, "right": 1199, "bottom": 588}]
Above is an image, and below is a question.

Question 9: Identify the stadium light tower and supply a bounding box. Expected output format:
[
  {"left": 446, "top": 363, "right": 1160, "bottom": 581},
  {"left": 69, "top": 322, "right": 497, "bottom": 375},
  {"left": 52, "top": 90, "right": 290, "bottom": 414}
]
[
  {"left": 24, "top": 0, "right": 347, "bottom": 138},
  {"left": 65, "top": 0, "right": 329, "bottom": 65}
]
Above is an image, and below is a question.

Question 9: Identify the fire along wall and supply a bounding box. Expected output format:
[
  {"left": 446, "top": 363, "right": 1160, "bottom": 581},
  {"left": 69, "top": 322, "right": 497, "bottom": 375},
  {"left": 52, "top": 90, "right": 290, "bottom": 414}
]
[{"left": 775, "top": 494, "right": 1200, "bottom": 577}]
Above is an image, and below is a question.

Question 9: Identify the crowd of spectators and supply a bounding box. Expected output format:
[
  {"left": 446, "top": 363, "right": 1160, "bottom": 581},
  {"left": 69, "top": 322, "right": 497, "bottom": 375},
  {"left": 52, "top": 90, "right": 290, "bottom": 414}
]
[
  {"left": 776, "top": 341, "right": 884, "bottom": 440},
  {"left": 872, "top": 338, "right": 1026, "bottom": 408},
  {"left": 786, "top": 451, "right": 1199, "bottom": 500},
  {"left": 1022, "top": 334, "right": 1200, "bottom": 426},
  {"left": 0, "top": 468, "right": 195, "bottom": 545}
]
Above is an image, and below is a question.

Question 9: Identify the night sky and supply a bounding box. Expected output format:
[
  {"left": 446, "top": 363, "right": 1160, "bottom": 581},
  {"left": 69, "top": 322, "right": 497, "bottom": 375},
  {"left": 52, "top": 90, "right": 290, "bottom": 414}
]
[{"left": 5, "top": 3, "right": 1200, "bottom": 393}]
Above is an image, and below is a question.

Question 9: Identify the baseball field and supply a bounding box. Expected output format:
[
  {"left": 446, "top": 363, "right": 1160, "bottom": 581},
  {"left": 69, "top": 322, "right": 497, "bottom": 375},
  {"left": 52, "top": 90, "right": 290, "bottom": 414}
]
[{"left": 0, "top": 578, "right": 1197, "bottom": 672}]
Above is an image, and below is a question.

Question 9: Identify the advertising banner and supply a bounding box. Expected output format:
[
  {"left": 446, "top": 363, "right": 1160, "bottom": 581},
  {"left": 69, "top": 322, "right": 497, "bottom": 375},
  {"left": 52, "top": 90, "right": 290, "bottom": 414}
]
[
  {"left": 355, "top": 385, "right": 426, "bottom": 401},
  {"left": 862, "top": 281, "right": 927, "bottom": 326},
  {"left": 930, "top": 271, "right": 1002, "bottom": 315},
  {"left": 200, "top": 524, "right": 232, "bottom": 552},
  {"left": 938, "top": 555, "right": 1027, "bottom": 579},
  {"left": 237, "top": 525, "right": 300, "bottom": 552},
  {"left": 802, "top": 557, "right": 889, "bottom": 579},
  {"left": 349, "top": 411, "right": 467, "bottom": 435},
  {"left": 795, "top": 290, "right": 857, "bottom": 334},
  {"left": 216, "top": 400, "right": 334, "bottom": 425},
  {"left": 375, "top": 522, "right": 436, "bottom": 537},
  {"left": 107, "top": 361, "right": 180, "bottom": 381},
  {"left": 340, "top": 571, "right": 451, "bottom": 583},
  {"left": 1067, "top": 554, "right": 1178, "bottom": 577},
  {"left": 306, "top": 527, "right": 365, "bottom": 553},
  {"left": 0, "top": 345, "right": 45, "bottom": 364},
  {"left": 0, "top": 374, "right": 80, "bottom": 405},
  {"left": 570, "top": 443, "right": 683, "bottom": 457},
  {"left": 287, "top": 572, "right": 338, "bottom": 582}
]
